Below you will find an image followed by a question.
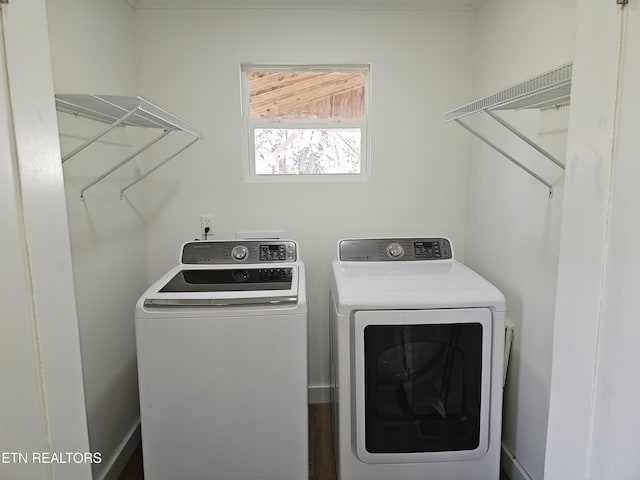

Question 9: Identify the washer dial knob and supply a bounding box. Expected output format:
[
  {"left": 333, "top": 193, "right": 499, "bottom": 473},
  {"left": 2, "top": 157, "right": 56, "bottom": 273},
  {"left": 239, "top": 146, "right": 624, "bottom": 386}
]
[
  {"left": 231, "top": 245, "right": 249, "bottom": 262},
  {"left": 386, "top": 242, "right": 405, "bottom": 259}
]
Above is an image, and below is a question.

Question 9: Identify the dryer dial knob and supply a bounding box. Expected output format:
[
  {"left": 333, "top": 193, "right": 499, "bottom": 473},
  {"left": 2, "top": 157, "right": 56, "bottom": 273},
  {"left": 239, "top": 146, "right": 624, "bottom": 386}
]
[
  {"left": 386, "top": 242, "right": 405, "bottom": 259},
  {"left": 231, "top": 245, "right": 249, "bottom": 261}
]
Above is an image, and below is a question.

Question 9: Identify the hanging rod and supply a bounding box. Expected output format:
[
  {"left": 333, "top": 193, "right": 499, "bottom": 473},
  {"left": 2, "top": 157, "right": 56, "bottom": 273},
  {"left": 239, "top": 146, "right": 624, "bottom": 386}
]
[
  {"left": 120, "top": 137, "right": 200, "bottom": 198},
  {"left": 455, "top": 118, "right": 554, "bottom": 197},
  {"left": 79, "top": 129, "right": 172, "bottom": 200},
  {"left": 62, "top": 107, "right": 139, "bottom": 163},
  {"left": 484, "top": 110, "right": 565, "bottom": 170}
]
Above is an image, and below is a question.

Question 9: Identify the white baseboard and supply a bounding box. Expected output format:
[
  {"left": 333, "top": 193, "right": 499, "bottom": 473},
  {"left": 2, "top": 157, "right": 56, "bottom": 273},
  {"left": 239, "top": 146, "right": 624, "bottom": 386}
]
[
  {"left": 97, "top": 419, "right": 141, "bottom": 480},
  {"left": 308, "top": 384, "right": 330, "bottom": 404},
  {"left": 501, "top": 443, "right": 534, "bottom": 480}
]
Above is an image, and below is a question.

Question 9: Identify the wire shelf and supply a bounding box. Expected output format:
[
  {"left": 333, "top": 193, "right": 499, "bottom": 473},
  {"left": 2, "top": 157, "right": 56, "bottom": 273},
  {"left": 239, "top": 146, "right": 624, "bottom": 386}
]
[
  {"left": 445, "top": 63, "right": 572, "bottom": 123},
  {"left": 444, "top": 63, "right": 572, "bottom": 197},
  {"left": 55, "top": 94, "right": 202, "bottom": 138},
  {"left": 56, "top": 94, "right": 203, "bottom": 199}
]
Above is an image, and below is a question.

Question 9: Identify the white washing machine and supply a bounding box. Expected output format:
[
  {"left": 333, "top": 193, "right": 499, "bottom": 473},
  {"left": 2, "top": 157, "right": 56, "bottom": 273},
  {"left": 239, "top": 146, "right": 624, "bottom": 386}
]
[
  {"left": 329, "top": 237, "right": 505, "bottom": 480},
  {"left": 135, "top": 239, "right": 308, "bottom": 480}
]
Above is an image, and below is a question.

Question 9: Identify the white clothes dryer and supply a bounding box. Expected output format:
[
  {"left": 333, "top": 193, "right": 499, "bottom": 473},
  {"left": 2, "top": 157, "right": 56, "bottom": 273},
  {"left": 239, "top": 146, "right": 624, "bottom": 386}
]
[
  {"left": 329, "top": 237, "right": 505, "bottom": 480},
  {"left": 136, "top": 240, "right": 308, "bottom": 480}
]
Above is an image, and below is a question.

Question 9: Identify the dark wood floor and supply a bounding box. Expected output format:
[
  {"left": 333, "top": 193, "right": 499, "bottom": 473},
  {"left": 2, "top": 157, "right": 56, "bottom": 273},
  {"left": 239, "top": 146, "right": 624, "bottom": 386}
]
[
  {"left": 118, "top": 403, "right": 336, "bottom": 480},
  {"left": 118, "top": 443, "right": 143, "bottom": 480},
  {"left": 118, "top": 403, "right": 508, "bottom": 480},
  {"left": 308, "top": 403, "right": 337, "bottom": 480}
]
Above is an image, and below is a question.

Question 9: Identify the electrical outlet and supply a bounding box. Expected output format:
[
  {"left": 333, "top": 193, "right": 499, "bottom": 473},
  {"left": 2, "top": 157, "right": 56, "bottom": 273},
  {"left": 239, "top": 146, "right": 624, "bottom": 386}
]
[{"left": 200, "top": 215, "right": 214, "bottom": 239}]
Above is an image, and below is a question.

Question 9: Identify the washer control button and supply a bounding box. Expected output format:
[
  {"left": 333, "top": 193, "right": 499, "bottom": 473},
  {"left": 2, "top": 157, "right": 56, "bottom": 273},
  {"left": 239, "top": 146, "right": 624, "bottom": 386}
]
[
  {"left": 232, "top": 269, "right": 249, "bottom": 282},
  {"left": 386, "top": 242, "right": 405, "bottom": 259},
  {"left": 231, "top": 245, "right": 249, "bottom": 261}
]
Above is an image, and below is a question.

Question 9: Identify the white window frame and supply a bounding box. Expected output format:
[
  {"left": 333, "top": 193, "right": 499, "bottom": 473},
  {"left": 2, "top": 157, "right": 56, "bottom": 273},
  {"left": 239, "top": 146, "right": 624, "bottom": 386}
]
[{"left": 240, "top": 63, "right": 371, "bottom": 182}]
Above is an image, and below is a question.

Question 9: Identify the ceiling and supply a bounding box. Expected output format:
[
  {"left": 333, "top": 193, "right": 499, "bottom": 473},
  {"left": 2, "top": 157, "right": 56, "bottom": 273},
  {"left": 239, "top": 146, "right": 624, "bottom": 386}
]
[{"left": 131, "top": 0, "right": 486, "bottom": 10}]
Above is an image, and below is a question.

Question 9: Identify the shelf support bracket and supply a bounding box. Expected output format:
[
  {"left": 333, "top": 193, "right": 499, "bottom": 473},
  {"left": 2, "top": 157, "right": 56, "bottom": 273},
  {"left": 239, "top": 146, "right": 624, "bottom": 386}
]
[
  {"left": 484, "top": 109, "right": 565, "bottom": 170},
  {"left": 120, "top": 137, "right": 200, "bottom": 198},
  {"left": 79, "top": 129, "right": 173, "bottom": 200},
  {"left": 62, "top": 107, "right": 139, "bottom": 163},
  {"left": 455, "top": 119, "right": 554, "bottom": 197}
]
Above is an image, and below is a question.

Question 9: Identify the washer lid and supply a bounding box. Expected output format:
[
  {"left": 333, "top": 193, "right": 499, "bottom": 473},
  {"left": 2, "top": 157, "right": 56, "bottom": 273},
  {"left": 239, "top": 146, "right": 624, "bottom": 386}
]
[
  {"left": 143, "top": 263, "right": 299, "bottom": 307},
  {"left": 331, "top": 260, "right": 505, "bottom": 313}
]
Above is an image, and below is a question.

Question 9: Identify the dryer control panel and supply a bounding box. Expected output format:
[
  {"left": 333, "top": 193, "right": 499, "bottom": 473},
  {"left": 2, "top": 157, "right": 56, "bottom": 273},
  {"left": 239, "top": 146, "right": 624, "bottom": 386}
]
[
  {"left": 339, "top": 238, "right": 453, "bottom": 261},
  {"left": 181, "top": 240, "right": 297, "bottom": 264}
]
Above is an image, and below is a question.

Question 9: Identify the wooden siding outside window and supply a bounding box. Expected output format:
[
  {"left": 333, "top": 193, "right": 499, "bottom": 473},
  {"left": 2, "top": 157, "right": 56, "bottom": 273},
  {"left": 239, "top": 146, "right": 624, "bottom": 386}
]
[{"left": 248, "top": 71, "right": 365, "bottom": 119}]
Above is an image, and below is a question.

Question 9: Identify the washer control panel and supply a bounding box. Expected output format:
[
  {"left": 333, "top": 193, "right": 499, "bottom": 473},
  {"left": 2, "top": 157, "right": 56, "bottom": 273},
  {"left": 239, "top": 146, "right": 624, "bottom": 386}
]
[
  {"left": 339, "top": 238, "right": 453, "bottom": 261},
  {"left": 181, "top": 240, "right": 297, "bottom": 264},
  {"left": 259, "top": 243, "right": 292, "bottom": 262}
]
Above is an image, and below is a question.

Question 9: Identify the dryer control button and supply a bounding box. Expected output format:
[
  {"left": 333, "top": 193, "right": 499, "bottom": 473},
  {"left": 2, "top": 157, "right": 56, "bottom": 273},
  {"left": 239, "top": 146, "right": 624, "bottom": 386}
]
[
  {"left": 386, "top": 242, "right": 405, "bottom": 259},
  {"left": 231, "top": 245, "right": 249, "bottom": 261}
]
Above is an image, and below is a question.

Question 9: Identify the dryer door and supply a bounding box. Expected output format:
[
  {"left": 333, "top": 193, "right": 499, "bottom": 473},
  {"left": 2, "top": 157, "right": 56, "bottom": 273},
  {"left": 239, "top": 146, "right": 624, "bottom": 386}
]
[{"left": 353, "top": 308, "right": 492, "bottom": 464}]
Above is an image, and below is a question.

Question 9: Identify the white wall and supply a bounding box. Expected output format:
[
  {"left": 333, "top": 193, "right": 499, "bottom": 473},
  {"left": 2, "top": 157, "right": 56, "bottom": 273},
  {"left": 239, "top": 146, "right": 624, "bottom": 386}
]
[
  {"left": 588, "top": 3, "right": 640, "bottom": 475},
  {"left": 545, "top": 1, "right": 639, "bottom": 478},
  {"left": 132, "top": 6, "right": 476, "bottom": 390},
  {"left": 465, "top": 1, "right": 575, "bottom": 479},
  {"left": 0, "top": 1, "right": 91, "bottom": 479},
  {"left": 46, "top": 1, "right": 148, "bottom": 478}
]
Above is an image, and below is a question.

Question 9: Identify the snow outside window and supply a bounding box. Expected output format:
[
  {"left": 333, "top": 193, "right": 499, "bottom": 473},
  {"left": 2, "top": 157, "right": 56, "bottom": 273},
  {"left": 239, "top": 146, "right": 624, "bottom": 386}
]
[{"left": 241, "top": 64, "right": 370, "bottom": 180}]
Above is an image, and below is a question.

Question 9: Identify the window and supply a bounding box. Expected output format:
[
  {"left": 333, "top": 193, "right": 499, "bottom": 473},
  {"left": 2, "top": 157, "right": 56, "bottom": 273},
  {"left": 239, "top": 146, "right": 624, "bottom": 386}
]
[{"left": 241, "top": 64, "right": 370, "bottom": 180}]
